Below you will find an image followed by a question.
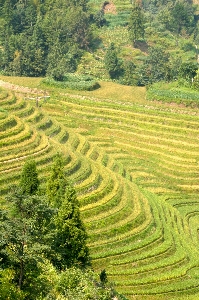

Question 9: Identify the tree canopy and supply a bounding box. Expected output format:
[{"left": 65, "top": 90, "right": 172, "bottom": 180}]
[
  {"left": 128, "top": 2, "right": 145, "bottom": 46},
  {"left": 0, "top": 157, "right": 91, "bottom": 298},
  {"left": 46, "top": 153, "right": 90, "bottom": 269},
  {"left": 0, "top": 0, "right": 92, "bottom": 76},
  {"left": 19, "top": 159, "right": 39, "bottom": 195}
]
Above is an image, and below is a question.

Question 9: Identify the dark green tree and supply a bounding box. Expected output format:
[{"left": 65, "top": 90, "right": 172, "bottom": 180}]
[
  {"left": 128, "top": 2, "right": 145, "bottom": 47},
  {"left": 92, "top": 9, "right": 106, "bottom": 28},
  {"left": 0, "top": 192, "right": 54, "bottom": 298},
  {"left": 46, "top": 153, "right": 66, "bottom": 207},
  {"left": 19, "top": 159, "right": 39, "bottom": 195},
  {"left": 104, "top": 43, "right": 122, "bottom": 79},
  {"left": 179, "top": 61, "right": 198, "bottom": 81},
  {"left": 53, "top": 183, "right": 90, "bottom": 269},
  {"left": 122, "top": 60, "right": 136, "bottom": 86},
  {"left": 170, "top": 0, "right": 196, "bottom": 35},
  {"left": 46, "top": 154, "right": 90, "bottom": 269},
  {"left": 0, "top": 0, "right": 92, "bottom": 76},
  {"left": 138, "top": 46, "right": 170, "bottom": 85},
  {"left": 100, "top": 269, "right": 108, "bottom": 285}
]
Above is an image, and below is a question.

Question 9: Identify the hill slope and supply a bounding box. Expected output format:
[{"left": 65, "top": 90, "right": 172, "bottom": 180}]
[{"left": 1, "top": 78, "right": 199, "bottom": 299}]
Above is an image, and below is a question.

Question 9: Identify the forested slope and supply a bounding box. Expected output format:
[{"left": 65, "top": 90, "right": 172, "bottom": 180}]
[{"left": 0, "top": 0, "right": 199, "bottom": 87}]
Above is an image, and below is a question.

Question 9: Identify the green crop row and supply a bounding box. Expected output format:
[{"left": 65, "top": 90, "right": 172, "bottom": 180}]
[{"left": 0, "top": 116, "right": 17, "bottom": 132}]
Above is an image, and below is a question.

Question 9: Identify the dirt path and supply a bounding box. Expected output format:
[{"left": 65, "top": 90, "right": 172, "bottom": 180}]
[{"left": 0, "top": 80, "right": 48, "bottom": 96}]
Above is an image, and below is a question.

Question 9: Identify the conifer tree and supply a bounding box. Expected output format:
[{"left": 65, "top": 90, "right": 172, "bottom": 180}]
[
  {"left": 128, "top": 2, "right": 145, "bottom": 47},
  {"left": 46, "top": 153, "right": 90, "bottom": 269},
  {"left": 46, "top": 153, "right": 66, "bottom": 207},
  {"left": 104, "top": 43, "right": 121, "bottom": 79},
  {"left": 19, "top": 158, "right": 39, "bottom": 195},
  {"left": 53, "top": 183, "right": 90, "bottom": 268}
]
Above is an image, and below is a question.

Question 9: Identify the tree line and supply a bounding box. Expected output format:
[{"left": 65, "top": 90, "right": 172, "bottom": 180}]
[
  {"left": 0, "top": 0, "right": 92, "bottom": 77},
  {"left": 0, "top": 0, "right": 198, "bottom": 86}
]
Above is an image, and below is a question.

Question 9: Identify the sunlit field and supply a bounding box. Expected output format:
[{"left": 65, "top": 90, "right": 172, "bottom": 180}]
[{"left": 1, "top": 76, "right": 199, "bottom": 299}]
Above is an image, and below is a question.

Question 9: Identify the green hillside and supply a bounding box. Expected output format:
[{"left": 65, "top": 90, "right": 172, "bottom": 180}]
[
  {"left": 1, "top": 0, "right": 199, "bottom": 298},
  {"left": 1, "top": 0, "right": 198, "bottom": 85},
  {"left": 1, "top": 77, "right": 199, "bottom": 299}
]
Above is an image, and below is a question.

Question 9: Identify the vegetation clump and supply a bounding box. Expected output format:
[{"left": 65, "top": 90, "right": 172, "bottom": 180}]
[{"left": 42, "top": 73, "right": 100, "bottom": 91}]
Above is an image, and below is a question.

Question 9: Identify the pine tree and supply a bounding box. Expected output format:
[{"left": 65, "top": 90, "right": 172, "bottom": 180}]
[
  {"left": 104, "top": 43, "right": 121, "bottom": 79},
  {"left": 46, "top": 154, "right": 90, "bottom": 269},
  {"left": 128, "top": 2, "right": 145, "bottom": 47},
  {"left": 46, "top": 153, "right": 66, "bottom": 207},
  {"left": 19, "top": 159, "right": 39, "bottom": 195},
  {"left": 53, "top": 183, "right": 90, "bottom": 268}
]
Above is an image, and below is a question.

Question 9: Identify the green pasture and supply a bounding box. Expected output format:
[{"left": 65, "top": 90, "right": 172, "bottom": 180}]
[{"left": 0, "top": 77, "right": 199, "bottom": 299}]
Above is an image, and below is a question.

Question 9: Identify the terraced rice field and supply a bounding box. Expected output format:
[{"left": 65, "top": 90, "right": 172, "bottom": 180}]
[{"left": 1, "top": 81, "right": 199, "bottom": 299}]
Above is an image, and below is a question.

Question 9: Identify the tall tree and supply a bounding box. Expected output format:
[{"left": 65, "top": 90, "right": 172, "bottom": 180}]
[
  {"left": 122, "top": 60, "right": 137, "bottom": 86},
  {"left": 170, "top": 0, "right": 196, "bottom": 35},
  {"left": 104, "top": 43, "right": 121, "bottom": 79},
  {"left": 19, "top": 159, "right": 39, "bottom": 195},
  {"left": 46, "top": 153, "right": 66, "bottom": 207},
  {"left": 46, "top": 153, "right": 90, "bottom": 269},
  {"left": 128, "top": 2, "right": 145, "bottom": 47},
  {"left": 179, "top": 61, "right": 198, "bottom": 81},
  {"left": 53, "top": 183, "right": 90, "bottom": 268},
  {"left": 0, "top": 192, "right": 54, "bottom": 298},
  {"left": 138, "top": 45, "right": 170, "bottom": 85}
]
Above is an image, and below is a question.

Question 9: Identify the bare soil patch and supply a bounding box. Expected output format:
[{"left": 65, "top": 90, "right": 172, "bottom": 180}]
[
  {"left": 103, "top": 1, "right": 117, "bottom": 14},
  {"left": 0, "top": 80, "right": 48, "bottom": 97}
]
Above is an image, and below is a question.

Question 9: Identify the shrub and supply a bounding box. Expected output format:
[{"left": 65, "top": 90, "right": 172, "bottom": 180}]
[{"left": 42, "top": 74, "right": 100, "bottom": 91}]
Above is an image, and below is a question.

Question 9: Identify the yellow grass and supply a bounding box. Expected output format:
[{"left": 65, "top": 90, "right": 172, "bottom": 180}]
[
  {"left": 0, "top": 75, "right": 146, "bottom": 104},
  {"left": 0, "top": 75, "right": 43, "bottom": 88}
]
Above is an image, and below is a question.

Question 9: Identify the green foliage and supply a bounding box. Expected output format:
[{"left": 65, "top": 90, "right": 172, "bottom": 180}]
[
  {"left": 0, "top": 0, "right": 92, "bottom": 76},
  {"left": 179, "top": 61, "right": 198, "bottom": 81},
  {"left": 45, "top": 266, "right": 126, "bottom": 300},
  {"left": 0, "top": 191, "right": 54, "bottom": 297},
  {"left": 52, "top": 183, "right": 90, "bottom": 268},
  {"left": 0, "top": 268, "right": 26, "bottom": 300},
  {"left": 104, "top": 42, "right": 122, "bottom": 79},
  {"left": 0, "top": 0, "right": 199, "bottom": 85},
  {"left": 138, "top": 45, "right": 170, "bottom": 85},
  {"left": 121, "top": 60, "right": 137, "bottom": 86},
  {"left": 92, "top": 9, "right": 107, "bottom": 28},
  {"left": 169, "top": 0, "right": 196, "bottom": 35},
  {"left": 47, "top": 154, "right": 90, "bottom": 269},
  {"left": 128, "top": 2, "right": 145, "bottom": 46},
  {"left": 46, "top": 153, "right": 66, "bottom": 207},
  {"left": 43, "top": 74, "right": 100, "bottom": 91},
  {"left": 19, "top": 159, "right": 39, "bottom": 195},
  {"left": 99, "top": 269, "right": 108, "bottom": 284},
  {"left": 0, "top": 156, "right": 93, "bottom": 298}
]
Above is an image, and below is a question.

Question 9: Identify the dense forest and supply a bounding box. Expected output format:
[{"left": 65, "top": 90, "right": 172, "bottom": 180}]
[{"left": 0, "top": 0, "right": 199, "bottom": 87}]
